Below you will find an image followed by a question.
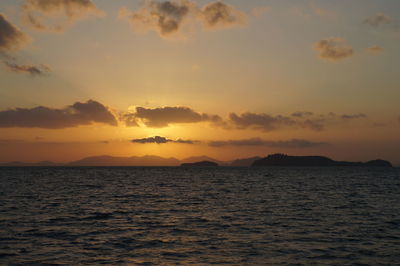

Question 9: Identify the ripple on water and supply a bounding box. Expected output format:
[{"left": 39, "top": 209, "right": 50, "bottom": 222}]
[{"left": 0, "top": 167, "right": 399, "bottom": 264}]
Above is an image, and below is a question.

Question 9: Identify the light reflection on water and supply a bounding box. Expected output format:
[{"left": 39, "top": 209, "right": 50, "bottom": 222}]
[{"left": 0, "top": 167, "right": 399, "bottom": 264}]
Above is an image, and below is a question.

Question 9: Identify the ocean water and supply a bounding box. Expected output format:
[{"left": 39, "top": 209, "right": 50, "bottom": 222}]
[{"left": 0, "top": 167, "right": 399, "bottom": 265}]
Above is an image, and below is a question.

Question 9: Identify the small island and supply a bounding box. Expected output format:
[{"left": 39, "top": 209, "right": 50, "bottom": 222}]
[
  {"left": 180, "top": 161, "right": 219, "bottom": 167},
  {"left": 252, "top": 154, "right": 392, "bottom": 167}
]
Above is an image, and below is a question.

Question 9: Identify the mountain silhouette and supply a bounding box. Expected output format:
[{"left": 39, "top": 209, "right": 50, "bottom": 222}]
[
  {"left": 252, "top": 154, "right": 392, "bottom": 167},
  {"left": 230, "top": 156, "right": 261, "bottom": 166},
  {"left": 0, "top": 154, "right": 393, "bottom": 167},
  {"left": 68, "top": 155, "right": 180, "bottom": 166}
]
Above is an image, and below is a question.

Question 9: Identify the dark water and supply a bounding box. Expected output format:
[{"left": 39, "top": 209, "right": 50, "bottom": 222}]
[{"left": 0, "top": 167, "right": 399, "bottom": 265}]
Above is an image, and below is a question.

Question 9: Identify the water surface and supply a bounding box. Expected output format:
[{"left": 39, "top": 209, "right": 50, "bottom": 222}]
[{"left": 1, "top": 167, "right": 399, "bottom": 264}]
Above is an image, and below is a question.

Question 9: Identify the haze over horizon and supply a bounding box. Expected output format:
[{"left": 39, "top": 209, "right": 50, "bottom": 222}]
[{"left": 1, "top": 0, "right": 399, "bottom": 165}]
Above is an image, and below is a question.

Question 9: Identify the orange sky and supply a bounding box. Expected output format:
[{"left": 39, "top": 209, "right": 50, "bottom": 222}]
[{"left": 0, "top": 0, "right": 399, "bottom": 164}]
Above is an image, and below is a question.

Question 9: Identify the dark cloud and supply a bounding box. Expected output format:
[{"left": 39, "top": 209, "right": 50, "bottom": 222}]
[
  {"left": 366, "top": 46, "right": 384, "bottom": 54},
  {"left": 4, "top": 61, "right": 51, "bottom": 76},
  {"left": 208, "top": 138, "right": 327, "bottom": 148},
  {"left": 229, "top": 112, "right": 296, "bottom": 132},
  {"left": 314, "top": 37, "right": 354, "bottom": 61},
  {"left": 227, "top": 111, "right": 368, "bottom": 132},
  {"left": 363, "top": 13, "right": 393, "bottom": 27},
  {"left": 119, "top": 0, "right": 246, "bottom": 38},
  {"left": 0, "top": 13, "right": 30, "bottom": 52},
  {"left": 0, "top": 100, "right": 117, "bottom": 129},
  {"left": 341, "top": 113, "right": 367, "bottom": 119},
  {"left": 22, "top": 0, "right": 104, "bottom": 32},
  {"left": 131, "top": 136, "right": 196, "bottom": 144},
  {"left": 124, "top": 106, "right": 221, "bottom": 128},
  {"left": 301, "top": 119, "right": 325, "bottom": 131},
  {"left": 119, "top": 0, "right": 194, "bottom": 38},
  {"left": 291, "top": 111, "right": 313, "bottom": 118},
  {"left": 199, "top": 1, "right": 247, "bottom": 29}
]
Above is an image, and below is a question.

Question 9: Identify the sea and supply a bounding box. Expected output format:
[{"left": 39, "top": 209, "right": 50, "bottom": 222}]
[{"left": 0, "top": 167, "right": 399, "bottom": 265}]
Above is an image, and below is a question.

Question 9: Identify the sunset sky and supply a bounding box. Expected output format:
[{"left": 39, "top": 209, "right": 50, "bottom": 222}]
[{"left": 0, "top": 0, "right": 399, "bottom": 164}]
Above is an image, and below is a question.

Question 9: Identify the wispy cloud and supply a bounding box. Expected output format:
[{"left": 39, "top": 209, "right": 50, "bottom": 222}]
[
  {"left": 131, "top": 136, "right": 196, "bottom": 144},
  {"left": 341, "top": 113, "right": 367, "bottom": 119},
  {"left": 366, "top": 45, "right": 384, "bottom": 54},
  {"left": 22, "top": 0, "right": 104, "bottom": 32},
  {"left": 4, "top": 61, "right": 51, "bottom": 76},
  {"left": 314, "top": 37, "right": 354, "bottom": 61},
  {"left": 363, "top": 13, "right": 394, "bottom": 27},
  {"left": 228, "top": 112, "right": 296, "bottom": 132},
  {"left": 208, "top": 138, "right": 328, "bottom": 148}
]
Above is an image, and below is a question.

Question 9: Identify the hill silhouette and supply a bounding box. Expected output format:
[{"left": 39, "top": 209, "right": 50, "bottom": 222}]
[
  {"left": 68, "top": 155, "right": 180, "bottom": 166},
  {"left": 230, "top": 156, "right": 262, "bottom": 166},
  {"left": 0, "top": 154, "right": 392, "bottom": 167},
  {"left": 252, "top": 154, "right": 392, "bottom": 167}
]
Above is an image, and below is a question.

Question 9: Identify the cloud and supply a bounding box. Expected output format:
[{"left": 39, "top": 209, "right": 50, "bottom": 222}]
[
  {"left": 4, "top": 61, "right": 51, "bottom": 76},
  {"left": 208, "top": 138, "right": 328, "bottom": 148},
  {"left": 341, "top": 113, "right": 367, "bottom": 119},
  {"left": 0, "top": 100, "right": 117, "bottom": 129},
  {"left": 123, "top": 106, "right": 222, "bottom": 128},
  {"left": 0, "top": 13, "right": 30, "bottom": 52},
  {"left": 227, "top": 111, "right": 368, "bottom": 132},
  {"left": 22, "top": 0, "right": 104, "bottom": 32},
  {"left": 119, "top": 0, "right": 196, "bottom": 38},
  {"left": 366, "top": 45, "right": 384, "bottom": 54},
  {"left": 363, "top": 13, "right": 393, "bottom": 27},
  {"left": 291, "top": 111, "right": 313, "bottom": 118},
  {"left": 229, "top": 112, "right": 296, "bottom": 132},
  {"left": 131, "top": 136, "right": 196, "bottom": 144},
  {"left": 198, "top": 1, "right": 247, "bottom": 30},
  {"left": 314, "top": 37, "right": 354, "bottom": 61},
  {"left": 119, "top": 0, "right": 246, "bottom": 38},
  {"left": 301, "top": 119, "right": 325, "bottom": 131}
]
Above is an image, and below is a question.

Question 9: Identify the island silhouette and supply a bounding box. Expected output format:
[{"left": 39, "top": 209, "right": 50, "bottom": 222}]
[
  {"left": 180, "top": 161, "right": 219, "bottom": 167},
  {"left": 0, "top": 154, "right": 393, "bottom": 167},
  {"left": 252, "top": 154, "right": 392, "bottom": 167}
]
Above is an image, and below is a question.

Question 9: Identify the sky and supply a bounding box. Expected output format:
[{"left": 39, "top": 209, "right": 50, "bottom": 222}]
[{"left": 0, "top": 0, "right": 399, "bottom": 164}]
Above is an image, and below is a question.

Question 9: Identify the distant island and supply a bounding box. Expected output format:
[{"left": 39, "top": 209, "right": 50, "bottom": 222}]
[
  {"left": 0, "top": 154, "right": 393, "bottom": 167},
  {"left": 180, "top": 161, "right": 219, "bottom": 167},
  {"left": 252, "top": 154, "right": 392, "bottom": 167}
]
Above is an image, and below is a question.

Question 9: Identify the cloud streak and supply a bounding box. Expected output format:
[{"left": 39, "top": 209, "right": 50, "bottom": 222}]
[
  {"left": 22, "top": 0, "right": 104, "bottom": 32},
  {"left": 131, "top": 136, "right": 196, "bottom": 144},
  {"left": 0, "top": 100, "right": 117, "bottom": 129},
  {"left": 4, "top": 61, "right": 51, "bottom": 76},
  {"left": 314, "top": 37, "right": 354, "bottom": 61},
  {"left": 366, "top": 45, "right": 384, "bottom": 54},
  {"left": 228, "top": 112, "right": 296, "bottom": 132},
  {"left": 363, "top": 13, "right": 394, "bottom": 27},
  {"left": 208, "top": 138, "right": 328, "bottom": 148},
  {"left": 341, "top": 113, "right": 367, "bottom": 119}
]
